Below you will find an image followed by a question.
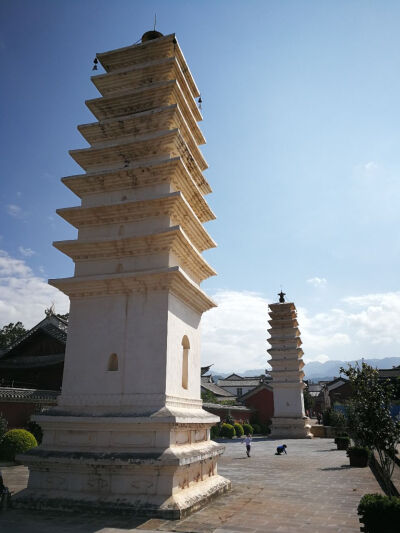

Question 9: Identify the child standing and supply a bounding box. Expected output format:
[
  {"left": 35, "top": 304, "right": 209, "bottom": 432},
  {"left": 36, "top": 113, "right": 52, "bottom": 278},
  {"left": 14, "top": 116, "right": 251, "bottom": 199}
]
[{"left": 243, "top": 434, "right": 252, "bottom": 457}]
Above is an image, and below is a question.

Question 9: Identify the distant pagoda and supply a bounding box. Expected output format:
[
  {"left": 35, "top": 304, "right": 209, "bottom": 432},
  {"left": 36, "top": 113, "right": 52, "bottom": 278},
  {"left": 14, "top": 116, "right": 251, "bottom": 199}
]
[
  {"left": 17, "top": 31, "right": 230, "bottom": 517},
  {"left": 267, "top": 291, "right": 312, "bottom": 438}
]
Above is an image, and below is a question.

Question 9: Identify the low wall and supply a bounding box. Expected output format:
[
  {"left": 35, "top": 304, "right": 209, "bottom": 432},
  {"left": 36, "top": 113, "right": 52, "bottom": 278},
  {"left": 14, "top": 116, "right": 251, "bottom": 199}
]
[{"left": 310, "top": 425, "right": 336, "bottom": 438}]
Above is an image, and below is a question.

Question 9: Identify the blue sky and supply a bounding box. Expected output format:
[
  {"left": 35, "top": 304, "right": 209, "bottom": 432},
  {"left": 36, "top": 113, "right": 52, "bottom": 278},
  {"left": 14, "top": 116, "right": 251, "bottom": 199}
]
[{"left": 1, "top": 0, "right": 400, "bottom": 371}]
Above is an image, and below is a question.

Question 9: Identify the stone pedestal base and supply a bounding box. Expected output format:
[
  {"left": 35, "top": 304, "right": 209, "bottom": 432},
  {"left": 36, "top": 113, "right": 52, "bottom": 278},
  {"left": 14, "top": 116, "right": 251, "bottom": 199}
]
[
  {"left": 15, "top": 407, "right": 231, "bottom": 518},
  {"left": 270, "top": 416, "right": 313, "bottom": 439}
]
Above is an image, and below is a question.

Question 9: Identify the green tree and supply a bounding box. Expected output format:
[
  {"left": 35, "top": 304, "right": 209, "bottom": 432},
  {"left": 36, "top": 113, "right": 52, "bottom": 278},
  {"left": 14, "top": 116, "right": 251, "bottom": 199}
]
[
  {"left": 0, "top": 322, "right": 27, "bottom": 350},
  {"left": 303, "top": 387, "right": 315, "bottom": 412},
  {"left": 340, "top": 362, "right": 400, "bottom": 497},
  {"left": 201, "top": 389, "right": 218, "bottom": 403}
]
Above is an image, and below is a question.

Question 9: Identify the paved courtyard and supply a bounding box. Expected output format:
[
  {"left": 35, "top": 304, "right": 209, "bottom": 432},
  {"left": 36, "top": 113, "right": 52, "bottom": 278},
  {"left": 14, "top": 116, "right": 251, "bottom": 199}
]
[{"left": 0, "top": 438, "right": 382, "bottom": 533}]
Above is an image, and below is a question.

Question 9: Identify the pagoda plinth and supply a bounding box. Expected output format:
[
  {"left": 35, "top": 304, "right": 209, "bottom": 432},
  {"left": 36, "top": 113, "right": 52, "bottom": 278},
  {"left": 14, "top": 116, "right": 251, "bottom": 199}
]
[
  {"left": 16, "top": 32, "right": 230, "bottom": 517},
  {"left": 267, "top": 294, "right": 312, "bottom": 439}
]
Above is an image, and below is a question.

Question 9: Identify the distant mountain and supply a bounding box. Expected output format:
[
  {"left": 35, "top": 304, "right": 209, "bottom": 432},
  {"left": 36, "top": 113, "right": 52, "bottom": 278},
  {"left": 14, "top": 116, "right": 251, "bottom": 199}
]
[
  {"left": 211, "top": 369, "right": 266, "bottom": 381},
  {"left": 211, "top": 358, "right": 400, "bottom": 383},
  {"left": 304, "top": 357, "right": 400, "bottom": 381}
]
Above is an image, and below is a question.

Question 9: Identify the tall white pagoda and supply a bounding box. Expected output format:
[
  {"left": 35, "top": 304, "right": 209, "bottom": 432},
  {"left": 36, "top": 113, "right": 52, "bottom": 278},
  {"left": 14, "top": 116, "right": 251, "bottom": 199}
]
[
  {"left": 17, "top": 30, "right": 230, "bottom": 517},
  {"left": 267, "top": 291, "right": 312, "bottom": 438}
]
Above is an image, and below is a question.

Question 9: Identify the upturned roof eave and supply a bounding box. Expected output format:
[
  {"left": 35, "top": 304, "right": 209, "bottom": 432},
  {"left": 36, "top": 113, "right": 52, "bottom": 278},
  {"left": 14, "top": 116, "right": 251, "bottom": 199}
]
[
  {"left": 97, "top": 33, "right": 200, "bottom": 99},
  {"left": 60, "top": 157, "right": 216, "bottom": 222},
  {"left": 49, "top": 266, "right": 217, "bottom": 314},
  {"left": 56, "top": 191, "right": 217, "bottom": 252}
]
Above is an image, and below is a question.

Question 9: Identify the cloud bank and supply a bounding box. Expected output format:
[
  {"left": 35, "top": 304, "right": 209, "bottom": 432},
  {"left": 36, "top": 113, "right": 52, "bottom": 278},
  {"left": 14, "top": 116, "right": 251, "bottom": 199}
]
[
  {"left": 1, "top": 249, "right": 399, "bottom": 374},
  {"left": 0, "top": 250, "right": 69, "bottom": 328},
  {"left": 203, "top": 289, "right": 400, "bottom": 372}
]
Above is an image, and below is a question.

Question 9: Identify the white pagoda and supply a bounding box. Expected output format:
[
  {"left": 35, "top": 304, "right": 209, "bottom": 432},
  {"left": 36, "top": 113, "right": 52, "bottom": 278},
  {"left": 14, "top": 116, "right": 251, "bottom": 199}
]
[
  {"left": 17, "top": 30, "right": 230, "bottom": 517},
  {"left": 267, "top": 291, "right": 312, "bottom": 438}
]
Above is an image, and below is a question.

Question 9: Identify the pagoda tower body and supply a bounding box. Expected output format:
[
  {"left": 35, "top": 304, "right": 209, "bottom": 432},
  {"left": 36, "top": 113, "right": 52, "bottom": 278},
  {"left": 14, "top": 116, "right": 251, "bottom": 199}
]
[
  {"left": 267, "top": 294, "right": 312, "bottom": 438},
  {"left": 17, "top": 32, "right": 230, "bottom": 517}
]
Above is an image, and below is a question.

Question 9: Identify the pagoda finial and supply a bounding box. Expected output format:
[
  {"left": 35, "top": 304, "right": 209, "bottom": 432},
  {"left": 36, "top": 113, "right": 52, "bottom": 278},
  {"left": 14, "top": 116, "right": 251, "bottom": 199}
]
[
  {"left": 278, "top": 290, "right": 286, "bottom": 303},
  {"left": 142, "top": 16, "right": 163, "bottom": 43}
]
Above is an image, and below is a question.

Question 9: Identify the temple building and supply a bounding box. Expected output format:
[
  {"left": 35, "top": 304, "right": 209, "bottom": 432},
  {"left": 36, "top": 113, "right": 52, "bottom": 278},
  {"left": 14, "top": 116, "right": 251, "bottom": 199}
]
[
  {"left": 267, "top": 292, "right": 312, "bottom": 438},
  {"left": 17, "top": 30, "right": 230, "bottom": 517},
  {"left": 0, "top": 314, "right": 67, "bottom": 391}
]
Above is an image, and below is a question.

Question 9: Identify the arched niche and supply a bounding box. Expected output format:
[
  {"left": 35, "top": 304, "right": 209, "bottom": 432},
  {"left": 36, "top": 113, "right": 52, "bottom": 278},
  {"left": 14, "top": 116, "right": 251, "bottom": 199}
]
[
  {"left": 108, "top": 353, "right": 119, "bottom": 371},
  {"left": 181, "top": 336, "right": 190, "bottom": 389}
]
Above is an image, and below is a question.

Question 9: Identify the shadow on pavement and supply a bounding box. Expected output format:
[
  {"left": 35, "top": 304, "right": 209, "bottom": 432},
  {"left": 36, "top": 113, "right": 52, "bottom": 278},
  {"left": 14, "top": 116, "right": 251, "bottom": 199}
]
[
  {"left": 320, "top": 465, "right": 351, "bottom": 471},
  {"left": 0, "top": 508, "right": 151, "bottom": 533}
]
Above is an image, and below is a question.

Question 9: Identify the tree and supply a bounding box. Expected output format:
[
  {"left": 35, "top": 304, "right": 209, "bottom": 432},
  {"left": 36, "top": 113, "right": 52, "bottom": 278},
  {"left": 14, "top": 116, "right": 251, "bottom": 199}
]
[
  {"left": 303, "top": 387, "right": 315, "bottom": 412},
  {"left": 340, "top": 362, "right": 400, "bottom": 497},
  {"left": 201, "top": 389, "right": 218, "bottom": 403},
  {"left": 0, "top": 322, "right": 27, "bottom": 351}
]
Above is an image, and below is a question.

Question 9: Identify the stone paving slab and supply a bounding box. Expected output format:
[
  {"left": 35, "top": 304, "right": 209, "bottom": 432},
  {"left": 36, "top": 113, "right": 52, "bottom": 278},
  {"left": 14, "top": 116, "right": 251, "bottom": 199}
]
[{"left": 0, "top": 438, "right": 382, "bottom": 532}]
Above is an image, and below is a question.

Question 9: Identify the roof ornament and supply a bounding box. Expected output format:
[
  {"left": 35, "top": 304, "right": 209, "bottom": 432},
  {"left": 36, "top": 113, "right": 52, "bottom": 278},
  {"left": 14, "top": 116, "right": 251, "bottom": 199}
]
[
  {"left": 45, "top": 303, "right": 55, "bottom": 317},
  {"left": 198, "top": 95, "right": 202, "bottom": 110},
  {"left": 278, "top": 290, "right": 286, "bottom": 303},
  {"left": 92, "top": 57, "right": 98, "bottom": 71}
]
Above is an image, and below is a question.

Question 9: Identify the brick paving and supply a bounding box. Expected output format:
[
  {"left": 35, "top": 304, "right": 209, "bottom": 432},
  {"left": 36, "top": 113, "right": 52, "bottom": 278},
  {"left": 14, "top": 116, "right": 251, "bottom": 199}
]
[{"left": 0, "top": 438, "right": 382, "bottom": 532}]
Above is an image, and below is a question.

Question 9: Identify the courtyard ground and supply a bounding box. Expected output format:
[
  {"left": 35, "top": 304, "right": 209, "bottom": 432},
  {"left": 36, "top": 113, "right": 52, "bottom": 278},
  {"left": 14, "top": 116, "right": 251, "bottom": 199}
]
[{"left": 0, "top": 438, "right": 383, "bottom": 533}]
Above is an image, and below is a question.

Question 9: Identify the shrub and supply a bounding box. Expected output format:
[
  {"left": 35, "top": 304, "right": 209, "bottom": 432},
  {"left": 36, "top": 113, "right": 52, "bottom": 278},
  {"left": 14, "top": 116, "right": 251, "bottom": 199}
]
[
  {"left": 243, "top": 423, "right": 253, "bottom": 435},
  {"left": 341, "top": 362, "right": 400, "bottom": 495},
  {"left": 347, "top": 445, "right": 371, "bottom": 457},
  {"left": 0, "top": 414, "right": 7, "bottom": 441},
  {"left": 260, "top": 422, "right": 271, "bottom": 435},
  {"left": 334, "top": 432, "right": 349, "bottom": 443},
  {"left": 323, "top": 408, "right": 346, "bottom": 429},
  {"left": 210, "top": 425, "right": 220, "bottom": 439},
  {"left": 347, "top": 446, "right": 371, "bottom": 467},
  {"left": 0, "top": 429, "right": 37, "bottom": 461},
  {"left": 358, "top": 493, "right": 400, "bottom": 533},
  {"left": 233, "top": 423, "right": 244, "bottom": 437},
  {"left": 26, "top": 421, "right": 43, "bottom": 444},
  {"left": 220, "top": 423, "right": 235, "bottom": 439},
  {"left": 335, "top": 436, "right": 350, "bottom": 450},
  {"left": 252, "top": 423, "right": 261, "bottom": 434}
]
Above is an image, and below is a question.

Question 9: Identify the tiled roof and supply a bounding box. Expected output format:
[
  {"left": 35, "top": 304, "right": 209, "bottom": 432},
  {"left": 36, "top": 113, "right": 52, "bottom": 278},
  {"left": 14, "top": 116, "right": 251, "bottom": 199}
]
[
  {"left": 0, "top": 387, "right": 59, "bottom": 402},
  {"left": 217, "top": 379, "right": 264, "bottom": 388},
  {"left": 201, "top": 364, "right": 213, "bottom": 376},
  {"left": 0, "top": 354, "right": 64, "bottom": 369},
  {"left": 203, "top": 402, "right": 252, "bottom": 412},
  {"left": 378, "top": 368, "right": 400, "bottom": 378},
  {"left": 308, "top": 384, "right": 322, "bottom": 393},
  {"left": 1, "top": 315, "right": 68, "bottom": 357},
  {"left": 237, "top": 382, "right": 273, "bottom": 401},
  {"left": 201, "top": 380, "right": 235, "bottom": 398},
  {"left": 224, "top": 374, "right": 243, "bottom": 381},
  {"left": 326, "top": 378, "right": 347, "bottom": 391}
]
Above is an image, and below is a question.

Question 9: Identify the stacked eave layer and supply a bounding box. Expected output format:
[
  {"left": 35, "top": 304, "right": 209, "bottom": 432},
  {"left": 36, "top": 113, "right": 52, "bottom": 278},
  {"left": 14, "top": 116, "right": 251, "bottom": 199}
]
[
  {"left": 267, "top": 303, "right": 305, "bottom": 384},
  {"left": 54, "top": 34, "right": 216, "bottom": 311}
]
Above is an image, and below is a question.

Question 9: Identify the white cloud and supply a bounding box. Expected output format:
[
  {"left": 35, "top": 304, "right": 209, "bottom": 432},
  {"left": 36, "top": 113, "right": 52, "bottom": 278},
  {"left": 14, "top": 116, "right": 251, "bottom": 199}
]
[
  {"left": 18, "top": 246, "right": 35, "bottom": 257},
  {"left": 202, "top": 289, "right": 400, "bottom": 373},
  {"left": 364, "top": 161, "right": 378, "bottom": 173},
  {"left": 0, "top": 250, "right": 69, "bottom": 328},
  {"left": 354, "top": 161, "right": 379, "bottom": 176},
  {"left": 6, "top": 204, "right": 23, "bottom": 218},
  {"left": 202, "top": 290, "right": 269, "bottom": 373},
  {"left": 307, "top": 277, "right": 327, "bottom": 288}
]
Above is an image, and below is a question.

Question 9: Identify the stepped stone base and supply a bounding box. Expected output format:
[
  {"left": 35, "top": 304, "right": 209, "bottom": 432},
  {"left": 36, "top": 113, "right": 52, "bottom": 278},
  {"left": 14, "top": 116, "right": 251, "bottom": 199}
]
[
  {"left": 14, "top": 409, "right": 231, "bottom": 519},
  {"left": 270, "top": 416, "right": 313, "bottom": 439}
]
